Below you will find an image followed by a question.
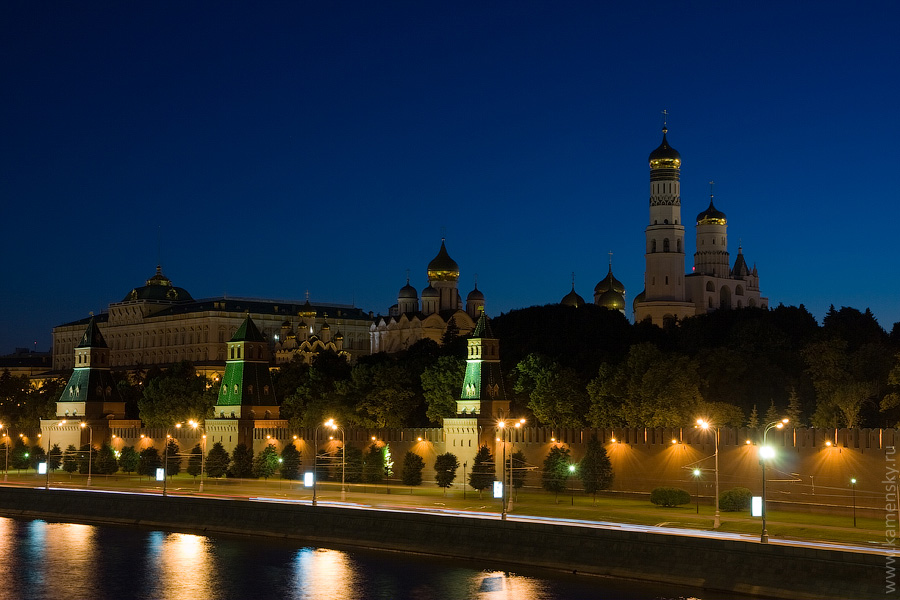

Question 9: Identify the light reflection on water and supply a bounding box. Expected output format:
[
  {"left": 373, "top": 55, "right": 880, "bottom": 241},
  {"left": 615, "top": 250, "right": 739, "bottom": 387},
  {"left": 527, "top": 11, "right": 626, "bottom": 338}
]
[{"left": 0, "top": 516, "right": 724, "bottom": 600}]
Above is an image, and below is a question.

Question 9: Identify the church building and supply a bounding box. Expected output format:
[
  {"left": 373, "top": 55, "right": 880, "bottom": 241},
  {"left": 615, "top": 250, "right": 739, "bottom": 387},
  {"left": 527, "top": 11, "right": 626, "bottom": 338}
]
[
  {"left": 370, "top": 240, "right": 483, "bottom": 353},
  {"left": 633, "top": 125, "right": 767, "bottom": 325}
]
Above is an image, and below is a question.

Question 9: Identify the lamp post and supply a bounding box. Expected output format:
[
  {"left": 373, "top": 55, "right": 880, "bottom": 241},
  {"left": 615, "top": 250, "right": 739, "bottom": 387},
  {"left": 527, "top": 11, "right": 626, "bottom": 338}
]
[
  {"left": 463, "top": 462, "right": 467, "bottom": 499},
  {"left": 80, "top": 422, "right": 92, "bottom": 486},
  {"left": 1, "top": 423, "right": 8, "bottom": 482},
  {"left": 696, "top": 419, "right": 721, "bottom": 528},
  {"left": 568, "top": 464, "right": 576, "bottom": 505},
  {"left": 507, "top": 419, "right": 524, "bottom": 512},
  {"left": 850, "top": 478, "right": 857, "bottom": 527},
  {"left": 189, "top": 420, "right": 206, "bottom": 493},
  {"left": 692, "top": 468, "right": 701, "bottom": 514},
  {"left": 497, "top": 416, "right": 525, "bottom": 520},
  {"left": 324, "top": 419, "right": 346, "bottom": 502},
  {"left": 163, "top": 423, "right": 182, "bottom": 497},
  {"left": 45, "top": 420, "right": 65, "bottom": 489},
  {"left": 760, "top": 418, "right": 789, "bottom": 543}
]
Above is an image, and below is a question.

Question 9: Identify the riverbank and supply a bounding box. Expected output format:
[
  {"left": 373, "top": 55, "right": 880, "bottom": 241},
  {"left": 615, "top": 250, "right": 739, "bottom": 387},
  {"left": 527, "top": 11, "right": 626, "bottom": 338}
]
[{"left": 0, "top": 486, "right": 890, "bottom": 600}]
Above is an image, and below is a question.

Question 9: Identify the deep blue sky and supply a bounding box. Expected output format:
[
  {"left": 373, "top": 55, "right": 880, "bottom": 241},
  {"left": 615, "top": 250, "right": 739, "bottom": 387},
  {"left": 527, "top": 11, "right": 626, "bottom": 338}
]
[{"left": 2, "top": 2, "right": 898, "bottom": 353}]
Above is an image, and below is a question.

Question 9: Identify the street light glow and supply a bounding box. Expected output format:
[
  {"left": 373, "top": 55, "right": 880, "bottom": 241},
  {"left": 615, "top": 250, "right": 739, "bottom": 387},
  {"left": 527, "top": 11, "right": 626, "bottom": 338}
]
[{"left": 760, "top": 446, "right": 775, "bottom": 460}]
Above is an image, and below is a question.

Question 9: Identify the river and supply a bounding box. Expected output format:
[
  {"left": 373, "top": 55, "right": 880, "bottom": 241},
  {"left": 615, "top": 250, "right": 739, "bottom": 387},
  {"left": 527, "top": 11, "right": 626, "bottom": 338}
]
[{"left": 0, "top": 516, "right": 746, "bottom": 600}]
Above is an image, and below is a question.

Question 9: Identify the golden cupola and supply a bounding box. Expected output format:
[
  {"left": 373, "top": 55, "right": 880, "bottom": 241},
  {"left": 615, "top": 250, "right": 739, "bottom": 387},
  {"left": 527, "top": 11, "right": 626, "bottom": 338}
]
[{"left": 427, "top": 239, "right": 460, "bottom": 282}]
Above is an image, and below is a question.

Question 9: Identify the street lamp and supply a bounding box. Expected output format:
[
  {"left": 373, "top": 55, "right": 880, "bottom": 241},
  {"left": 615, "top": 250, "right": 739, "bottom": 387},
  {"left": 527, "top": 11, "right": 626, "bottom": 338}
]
[
  {"left": 163, "top": 423, "right": 182, "bottom": 497},
  {"left": 692, "top": 468, "right": 701, "bottom": 514},
  {"left": 325, "top": 418, "right": 346, "bottom": 501},
  {"left": 80, "top": 422, "right": 92, "bottom": 486},
  {"left": 0, "top": 423, "right": 8, "bottom": 482},
  {"left": 189, "top": 420, "right": 205, "bottom": 493},
  {"left": 850, "top": 477, "right": 857, "bottom": 527},
  {"left": 568, "top": 464, "right": 576, "bottom": 505},
  {"left": 760, "top": 418, "right": 789, "bottom": 543},
  {"left": 696, "top": 418, "right": 721, "bottom": 528},
  {"left": 498, "top": 416, "right": 526, "bottom": 520},
  {"left": 46, "top": 420, "right": 66, "bottom": 489}
]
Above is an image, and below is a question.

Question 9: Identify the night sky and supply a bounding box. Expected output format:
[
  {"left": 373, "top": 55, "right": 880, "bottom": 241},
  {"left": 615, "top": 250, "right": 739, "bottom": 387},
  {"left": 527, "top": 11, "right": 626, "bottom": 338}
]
[{"left": 2, "top": 2, "right": 898, "bottom": 353}]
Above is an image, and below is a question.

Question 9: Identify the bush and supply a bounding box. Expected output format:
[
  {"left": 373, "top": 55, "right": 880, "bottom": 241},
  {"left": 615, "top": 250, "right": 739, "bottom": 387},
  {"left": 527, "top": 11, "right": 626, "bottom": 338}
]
[
  {"left": 650, "top": 487, "right": 691, "bottom": 507},
  {"left": 719, "top": 487, "right": 752, "bottom": 511}
]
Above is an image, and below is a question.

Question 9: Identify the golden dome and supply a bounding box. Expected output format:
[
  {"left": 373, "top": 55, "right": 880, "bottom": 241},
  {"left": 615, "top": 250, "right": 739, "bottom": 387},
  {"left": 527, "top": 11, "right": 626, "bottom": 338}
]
[
  {"left": 598, "top": 288, "right": 626, "bottom": 311},
  {"left": 427, "top": 239, "right": 459, "bottom": 282},
  {"left": 648, "top": 128, "right": 681, "bottom": 169}
]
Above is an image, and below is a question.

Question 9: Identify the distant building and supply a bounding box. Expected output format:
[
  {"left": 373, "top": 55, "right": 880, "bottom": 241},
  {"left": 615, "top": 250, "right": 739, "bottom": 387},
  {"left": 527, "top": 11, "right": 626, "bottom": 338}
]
[
  {"left": 633, "top": 126, "right": 767, "bottom": 325},
  {"left": 370, "top": 240, "right": 482, "bottom": 353},
  {"left": 51, "top": 266, "right": 373, "bottom": 378}
]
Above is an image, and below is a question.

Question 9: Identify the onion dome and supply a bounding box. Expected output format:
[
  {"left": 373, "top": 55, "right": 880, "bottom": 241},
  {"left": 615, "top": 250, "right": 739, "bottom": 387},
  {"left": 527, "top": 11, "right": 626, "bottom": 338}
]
[
  {"left": 632, "top": 290, "right": 646, "bottom": 313},
  {"left": 697, "top": 199, "right": 727, "bottom": 225},
  {"left": 281, "top": 319, "right": 292, "bottom": 327},
  {"left": 320, "top": 321, "right": 330, "bottom": 330},
  {"left": 122, "top": 265, "right": 193, "bottom": 302},
  {"left": 648, "top": 128, "right": 681, "bottom": 165},
  {"left": 399, "top": 279, "right": 418, "bottom": 299},
  {"left": 594, "top": 265, "right": 625, "bottom": 295},
  {"left": 422, "top": 284, "right": 439, "bottom": 298},
  {"left": 334, "top": 330, "right": 343, "bottom": 340},
  {"left": 466, "top": 284, "right": 484, "bottom": 303},
  {"left": 561, "top": 286, "right": 585, "bottom": 308},
  {"left": 427, "top": 239, "right": 459, "bottom": 282},
  {"left": 598, "top": 288, "right": 626, "bottom": 311},
  {"left": 299, "top": 300, "right": 317, "bottom": 319}
]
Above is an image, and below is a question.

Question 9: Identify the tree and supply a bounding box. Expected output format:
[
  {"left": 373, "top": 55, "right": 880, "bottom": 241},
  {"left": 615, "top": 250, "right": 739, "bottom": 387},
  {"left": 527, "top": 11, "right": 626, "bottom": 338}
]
[
  {"left": 542, "top": 445, "right": 571, "bottom": 502},
  {"left": 509, "top": 450, "right": 527, "bottom": 500},
  {"left": 118, "top": 446, "right": 139, "bottom": 474},
  {"left": 579, "top": 436, "right": 613, "bottom": 503},
  {"left": 205, "top": 442, "right": 230, "bottom": 478},
  {"left": 587, "top": 344, "right": 702, "bottom": 427},
  {"left": 77, "top": 444, "right": 97, "bottom": 475},
  {"left": 63, "top": 444, "right": 79, "bottom": 473},
  {"left": 421, "top": 356, "right": 466, "bottom": 424},
  {"left": 280, "top": 443, "right": 301, "bottom": 480},
  {"left": 786, "top": 388, "right": 803, "bottom": 426},
  {"left": 401, "top": 451, "right": 425, "bottom": 487},
  {"left": 384, "top": 444, "right": 394, "bottom": 483},
  {"left": 164, "top": 439, "right": 181, "bottom": 477},
  {"left": 514, "top": 354, "right": 587, "bottom": 427},
  {"left": 469, "top": 445, "right": 494, "bottom": 498},
  {"left": 253, "top": 444, "right": 279, "bottom": 479},
  {"left": 229, "top": 443, "right": 253, "bottom": 478},
  {"left": 11, "top": 439, "right": 29, "bottom": 470},
  {"left": 96, "top": 442, "right": 118, "bottom": 475},
  {"left": 187, "top": 444, "right": 203, "bottom": 479},
  {"left": 764, "top": 400, "right": 780, "bottom": 424},
  {"left": 362, "top": 443, "right": 384, "bottom": 483},
  {"left": 29, "top": 445, "right": 46, "bottom": 471},
  {"left": 138, "top": 447, "right": 161, "bottom": 477},
  {"left": 747, "top": 405, "right": 759, "bottom": 428},
  {"left": 137, "top": 361, "right": 217, "bottom": 427},
  {"left": 343, "top": 445, "right": 364, "bottom": 483},
  {"left": 48, "top": 443, "right": 62, "bottom": 471},
  {"left": 434, "top": 452, "right": 459, "bottom": 495}
]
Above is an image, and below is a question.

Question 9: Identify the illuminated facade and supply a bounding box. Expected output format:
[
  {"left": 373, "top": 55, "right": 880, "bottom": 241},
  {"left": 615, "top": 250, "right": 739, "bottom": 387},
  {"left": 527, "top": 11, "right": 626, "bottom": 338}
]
[
  {"left": 633, "top": 127, "right": 767, "bottom": 325},
  {"left": 370, "top": 240, "right": 482, "bottom": 353},
  {"left": 51, "top": 267, "right": 373, "bottom": 377}
]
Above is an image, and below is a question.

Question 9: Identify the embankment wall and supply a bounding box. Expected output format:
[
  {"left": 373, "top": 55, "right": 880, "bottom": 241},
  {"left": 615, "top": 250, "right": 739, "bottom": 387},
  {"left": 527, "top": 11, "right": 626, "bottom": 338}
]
[{"left": 0, "top": 487, "right": 890, "bottom": 600}]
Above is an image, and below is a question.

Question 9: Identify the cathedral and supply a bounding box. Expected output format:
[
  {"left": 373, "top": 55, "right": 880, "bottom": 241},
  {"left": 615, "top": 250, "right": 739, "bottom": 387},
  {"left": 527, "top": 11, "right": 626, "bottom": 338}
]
[
  {"left": 370, "top": 239, "right": 483, "bottom": 353},
  {"left": 633, "top": 125, "right": 767, "bottom": 325}
]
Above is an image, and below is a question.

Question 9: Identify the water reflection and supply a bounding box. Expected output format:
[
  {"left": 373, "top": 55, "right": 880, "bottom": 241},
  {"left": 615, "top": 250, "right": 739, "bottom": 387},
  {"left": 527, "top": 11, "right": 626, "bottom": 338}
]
[
  {"left": 146, "top": 531, "right": 214, "bottom": 600},
  {"left": 292, "top": 547, "right": 358, "bottom": 600},
  {"left": 0, "top": 516, "right": 733, "bottom": 600}
]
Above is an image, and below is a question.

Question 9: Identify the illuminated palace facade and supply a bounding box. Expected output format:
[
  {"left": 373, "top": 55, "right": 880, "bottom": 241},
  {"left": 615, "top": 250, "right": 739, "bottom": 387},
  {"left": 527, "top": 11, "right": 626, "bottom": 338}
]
[
  {"left": 370, "top": 240, "right": 484, "bottom": 353},
  {"left": 51, "top": 267, "right": 374, "bottom": 377},
  {"left": 633, "top": 126, "right": 767, "bottom": 325}
]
